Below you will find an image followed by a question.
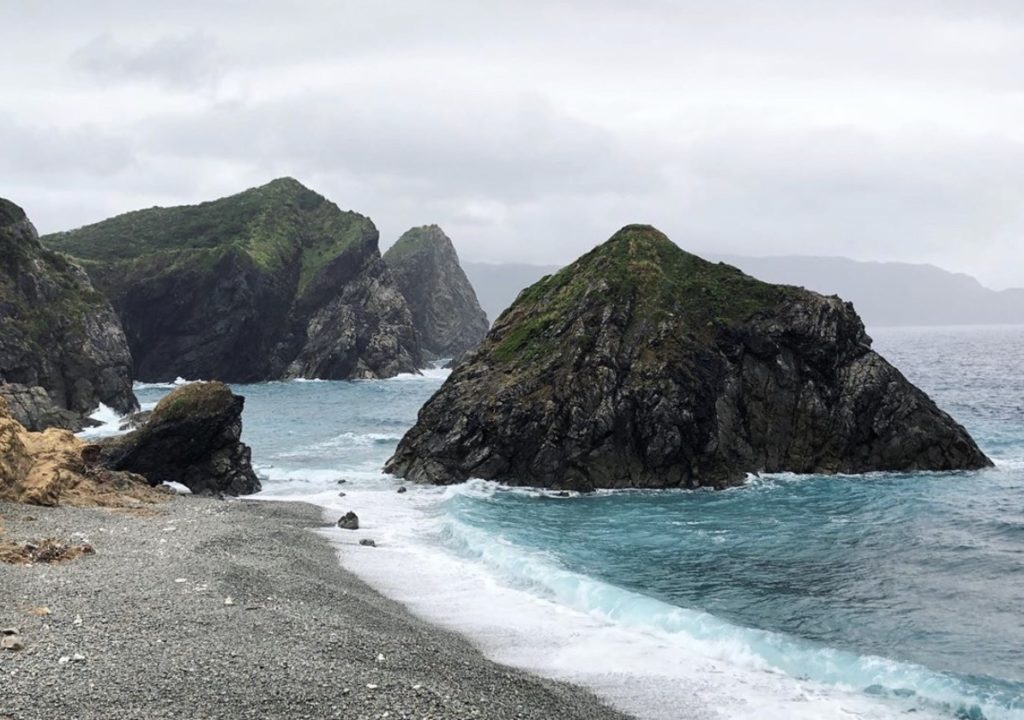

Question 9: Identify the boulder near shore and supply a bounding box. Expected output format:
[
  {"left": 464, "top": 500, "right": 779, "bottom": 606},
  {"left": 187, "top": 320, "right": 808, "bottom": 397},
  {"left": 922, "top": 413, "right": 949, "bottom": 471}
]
[
  {"left": 386, "top": 225, "right": 992, "bottom": 491},
  {"left": 99, "top": 381, "right": 261, "bottom": 496}
]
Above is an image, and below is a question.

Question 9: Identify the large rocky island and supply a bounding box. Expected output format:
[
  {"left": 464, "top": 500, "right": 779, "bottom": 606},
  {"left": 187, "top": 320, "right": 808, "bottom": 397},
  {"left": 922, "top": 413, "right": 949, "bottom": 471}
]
[
  {"left": 384, "top": 225, "right": 489, "bottom": 359},
  {"left": 43, "top": 179, "right": 422, "bottom": 382},
  {"left": 386, "top": 225, "right": 992, "bottom": 490},
  {"left": 0, "top": 198, "right": 137, "bottom": 429}
]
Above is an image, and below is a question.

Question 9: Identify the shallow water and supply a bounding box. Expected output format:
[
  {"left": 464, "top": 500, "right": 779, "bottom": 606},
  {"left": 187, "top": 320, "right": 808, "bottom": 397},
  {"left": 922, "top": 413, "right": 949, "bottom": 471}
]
[{"left": 127, "top": 326, "right": 1024, "bottom": 720}]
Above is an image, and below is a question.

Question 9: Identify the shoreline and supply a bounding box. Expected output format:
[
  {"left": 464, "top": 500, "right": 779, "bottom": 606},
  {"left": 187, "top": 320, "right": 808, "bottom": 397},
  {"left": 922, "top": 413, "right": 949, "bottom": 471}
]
[{"left": 0, "top": 496, "right": 633, "bottom": 720}]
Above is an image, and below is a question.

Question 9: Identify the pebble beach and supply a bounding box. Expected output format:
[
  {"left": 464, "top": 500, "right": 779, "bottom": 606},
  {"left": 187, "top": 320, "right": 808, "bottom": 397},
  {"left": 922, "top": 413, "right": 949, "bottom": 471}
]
[{"left": 0, "top": 497, "right": 632, "bottom": 720}]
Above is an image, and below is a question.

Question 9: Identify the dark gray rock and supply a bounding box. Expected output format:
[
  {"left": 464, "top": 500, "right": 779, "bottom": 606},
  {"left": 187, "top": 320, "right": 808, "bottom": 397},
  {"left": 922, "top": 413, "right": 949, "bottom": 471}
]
[
  {"left": 0, "top": 383, "right": 84, "bottom": 431},
  {"left": 358, "top": 538, "right": 376, "bottom": 547},
  {"left": 98, "top": 382, "right": 260, "bottom": 496},
  {"left": 337, "top": 511, "right": 359, "bottom": 530},
  {"left": 384, "top": 225, "right": 489, "bottom": 359},
  {"left": 0, "top": 198, "right": 137, "bottom": 423},
  {"left": 43, "top": 179, "right": 422, "bottom": 383},
  {"left": 386, "top": 225, "right": 992, "bottom": 491}
]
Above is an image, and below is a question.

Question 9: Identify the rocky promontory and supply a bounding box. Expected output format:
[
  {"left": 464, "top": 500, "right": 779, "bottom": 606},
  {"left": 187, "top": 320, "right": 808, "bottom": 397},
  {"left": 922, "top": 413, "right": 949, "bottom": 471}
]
[
  {"left": 383, "top": 225, "right": 489, "bottom": 359},
  {"left": 99, "top": 381, "right": 260, "bottom": 496},
  {"left": 386, "top": 225, "right": 992, "bottom": 490},
  {"left": 0, "top": 198, "right": 137, "bottom": 427},
  {"left": 43, "top": 179, "right": 422, "bottom": 382}
]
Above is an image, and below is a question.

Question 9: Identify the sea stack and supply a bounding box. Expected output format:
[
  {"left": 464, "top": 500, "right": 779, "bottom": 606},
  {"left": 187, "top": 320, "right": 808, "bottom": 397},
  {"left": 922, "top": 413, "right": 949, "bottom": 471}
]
[
  {"left": 383, "top": 225, "right": 489, "bottom": 359},
  {"left": 43, "top": 179, "right": 422, "bottom": 382},
  {"left": 385, "top": 225, "right": 992, "bottom": 490},
  {"left": 0, "top": 198, "right": 137, "bottom": 428},
  {"left": 98, "top": 381, "right": 260, "bottom": 496}
]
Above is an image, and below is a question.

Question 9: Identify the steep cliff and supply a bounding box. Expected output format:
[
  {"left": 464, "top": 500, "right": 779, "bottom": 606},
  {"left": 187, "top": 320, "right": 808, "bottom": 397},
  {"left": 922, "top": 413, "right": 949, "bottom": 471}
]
[
  {"left": 384, "top": 225, "right": 489, "bottom": 358},
  {"left": 0, "top": 198, "right": 137, "bottom": 423},
  {"left": 43, "top": 179, "right": 422, "bottom": 382},
  {"left": 386, "top": 225, "right": 991, "bottom": 490}
]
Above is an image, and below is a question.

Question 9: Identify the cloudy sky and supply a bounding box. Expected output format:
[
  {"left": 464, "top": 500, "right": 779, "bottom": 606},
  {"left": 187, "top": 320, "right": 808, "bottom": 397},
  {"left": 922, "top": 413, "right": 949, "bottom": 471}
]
[{"left": 3, "top": 1, "right": 1024, "bottom": 288}]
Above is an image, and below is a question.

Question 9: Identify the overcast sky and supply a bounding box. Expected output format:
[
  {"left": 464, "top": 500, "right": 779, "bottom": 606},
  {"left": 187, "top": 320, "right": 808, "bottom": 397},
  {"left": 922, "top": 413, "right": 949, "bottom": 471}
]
[{"left": 3, "top": 1, "right": 1024, "bottom": 288}]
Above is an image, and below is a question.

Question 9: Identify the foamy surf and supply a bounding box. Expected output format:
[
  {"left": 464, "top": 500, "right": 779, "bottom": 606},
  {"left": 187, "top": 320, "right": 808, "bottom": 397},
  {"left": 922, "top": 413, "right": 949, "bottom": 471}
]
[
  {"left": 262, "top": 476, "right": 979, "bottom": 720},
  {"left": 76, "top": 403, "right": 125, "bottom": 439}
]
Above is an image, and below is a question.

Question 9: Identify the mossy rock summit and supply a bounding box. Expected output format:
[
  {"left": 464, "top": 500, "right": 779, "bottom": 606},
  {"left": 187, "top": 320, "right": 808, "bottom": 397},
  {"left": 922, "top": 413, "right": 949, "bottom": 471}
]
[
  {"left": 43, "top": 179, "right": 422, "bottom": 382},
  {"left": 0, "top": 198, "right": 137, "bottom": 424},
  {"left": 384, "top": 225, "right": 489, "bottom": 359},
  {"left": 386, "top": 225, "right": 992, "bottom": 490}
]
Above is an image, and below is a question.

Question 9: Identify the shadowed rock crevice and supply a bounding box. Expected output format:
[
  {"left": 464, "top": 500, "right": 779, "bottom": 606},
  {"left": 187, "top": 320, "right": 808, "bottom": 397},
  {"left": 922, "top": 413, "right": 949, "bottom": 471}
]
[{"left": 386, "top": 225, "right": 991, "bottom": 490}]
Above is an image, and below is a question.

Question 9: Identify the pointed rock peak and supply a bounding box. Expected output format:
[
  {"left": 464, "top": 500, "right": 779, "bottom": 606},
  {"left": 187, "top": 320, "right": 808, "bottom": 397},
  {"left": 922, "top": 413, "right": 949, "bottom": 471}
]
[
  {"left": 386, "top": 224, "right": 458, "bottom": 261},
  {"left": 579, "top": 224, "right": 709, "bottom": 276},
  {"left": 0, "top": 198, "right": 27, "bottom": 227}
]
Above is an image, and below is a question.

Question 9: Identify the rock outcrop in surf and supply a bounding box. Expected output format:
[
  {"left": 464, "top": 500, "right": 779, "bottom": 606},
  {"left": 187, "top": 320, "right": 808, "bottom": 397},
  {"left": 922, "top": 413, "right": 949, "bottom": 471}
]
[
  {"left": 385, "top": 225, "right": 992, "bottom": 490},
  {"left": 98, "top": 382, "right": 260, "bottom": 496},
  {"left": 43, "top": 179, "right": 422, "bottom": 382},
  {"left": 383, "top": 225, "right": 489, "bottom": 359},
  {"left": 0, "top": 198, "right": 137, "bottom": 426}
]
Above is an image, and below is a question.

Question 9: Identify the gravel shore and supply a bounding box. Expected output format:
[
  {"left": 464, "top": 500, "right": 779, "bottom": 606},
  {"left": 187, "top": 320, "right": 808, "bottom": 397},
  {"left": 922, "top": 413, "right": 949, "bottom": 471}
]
[{"left": 0, "top": 497, "right": 632, "bottom": 720}]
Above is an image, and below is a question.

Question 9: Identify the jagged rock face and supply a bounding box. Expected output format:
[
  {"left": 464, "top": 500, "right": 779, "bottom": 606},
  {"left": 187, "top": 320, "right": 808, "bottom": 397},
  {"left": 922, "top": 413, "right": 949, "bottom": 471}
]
[
  {"left": 0, "top": 199, "right": 137, "bottom": 420},
  {"left": 386, "top": 225, "right": 992, "bottom": 491},
  {"left": 0, "top": 384, "right": 83, "bottom": 432},
  {"left": 0, "top": 397, "right": 162, "bottom": 508},
  {"left": 43, "top": 179, "right": 422, "bottom": 382},
  {"left": 98, "top": 381, "right": 260, "bottom": 496},
  {"left": 384, "top": 225, "right": 489, "bottom": 359}
]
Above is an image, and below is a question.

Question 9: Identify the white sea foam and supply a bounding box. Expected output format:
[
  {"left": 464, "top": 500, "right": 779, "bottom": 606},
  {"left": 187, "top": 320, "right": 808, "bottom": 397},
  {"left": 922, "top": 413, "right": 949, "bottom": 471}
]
[
  {"left": 133, "top": 376, "right": 198, "bottom": 390},
  {"left": 261, "top": 475, "right": 1008, "bottom": 720},
  {"left": 387, "top": 367, "right": 451, "bottom": 382},
  {"left": 76, "top": 403, "right": 125, "bottom": 439}
]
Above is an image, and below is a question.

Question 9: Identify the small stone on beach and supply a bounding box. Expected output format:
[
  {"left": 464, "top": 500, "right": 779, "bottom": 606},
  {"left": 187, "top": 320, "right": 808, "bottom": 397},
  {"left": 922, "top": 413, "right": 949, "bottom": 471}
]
[
  {"left": 337, "top": 512, "right": 359, "bottom": 530},
  {"left": 359, "top": 539, "right": 376, "bottom": 547},
  {"left": 224, "top": 597, "right": 235, "bottom": 606},
  {"left": 397, "top": 486, "right": 407, "bottom": 494}
]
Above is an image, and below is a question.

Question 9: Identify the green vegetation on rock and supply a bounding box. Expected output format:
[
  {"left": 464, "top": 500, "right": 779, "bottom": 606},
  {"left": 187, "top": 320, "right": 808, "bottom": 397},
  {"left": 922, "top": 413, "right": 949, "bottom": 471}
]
[
  {"left": 41, "top": 179, "right": 423, "bottom": 383},
  {"left": 492, "top": 224, "right": 800, "bottom": 363},
  {"left": 45, "top": 177, "right": 374, "bottom": 294}
]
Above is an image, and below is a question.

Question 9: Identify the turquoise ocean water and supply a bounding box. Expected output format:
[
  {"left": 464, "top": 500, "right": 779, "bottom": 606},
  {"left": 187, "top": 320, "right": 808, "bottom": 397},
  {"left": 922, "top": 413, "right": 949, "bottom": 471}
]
[{"left": 124, "top": 325, "right": 1023, "bottom": 720}]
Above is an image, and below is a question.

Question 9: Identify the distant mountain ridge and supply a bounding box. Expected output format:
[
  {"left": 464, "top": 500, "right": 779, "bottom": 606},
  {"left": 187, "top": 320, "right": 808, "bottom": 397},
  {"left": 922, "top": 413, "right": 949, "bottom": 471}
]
[{"left": 464, "top": 255, "right": 1024, "bottom": 328}]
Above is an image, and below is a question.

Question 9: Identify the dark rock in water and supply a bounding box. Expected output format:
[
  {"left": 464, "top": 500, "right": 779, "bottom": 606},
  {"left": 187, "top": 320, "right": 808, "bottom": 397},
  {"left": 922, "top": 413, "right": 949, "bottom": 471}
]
[
  {"left": 359, "top": 538, "right": 376, "bottom": 547},
  {"left": 337, "top": 511, "right": 359, "bottom": 530},
  {"left": 0, "top": 198, "right": 137, "bottom": 424},
  {"left": 385, "top": 225, "right": 992, "bottom": 491},
  {"left": 337, "top": 491, "right": 346, "bottom": 497},
  {"left": 0, "top": 384, "right": 83, "bottom": 432},
  {"left": 384, "top": 225, "right": 489, "bottom": 359},
  {"left": 118, "top": 410, "right": 152, "bottom": 432},
  {"left": 42, "top": 178, "right": 423, "bottom": 383},
  {"left": 396, "top": 486, "right": 407, "bottom": 494},
  {"left": 98, "top": 382, "right": 260, "bottom": 496}
]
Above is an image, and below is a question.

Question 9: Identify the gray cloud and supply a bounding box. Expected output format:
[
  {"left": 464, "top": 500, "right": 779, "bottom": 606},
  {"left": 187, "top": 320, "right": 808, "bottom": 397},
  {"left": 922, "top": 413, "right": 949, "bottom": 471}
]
[
  {"left": 70, "top": 31, "right": 223, "bottom": 91},
  {"left": 2, "top": 1, "right": 1023, "bottom": 288}
]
